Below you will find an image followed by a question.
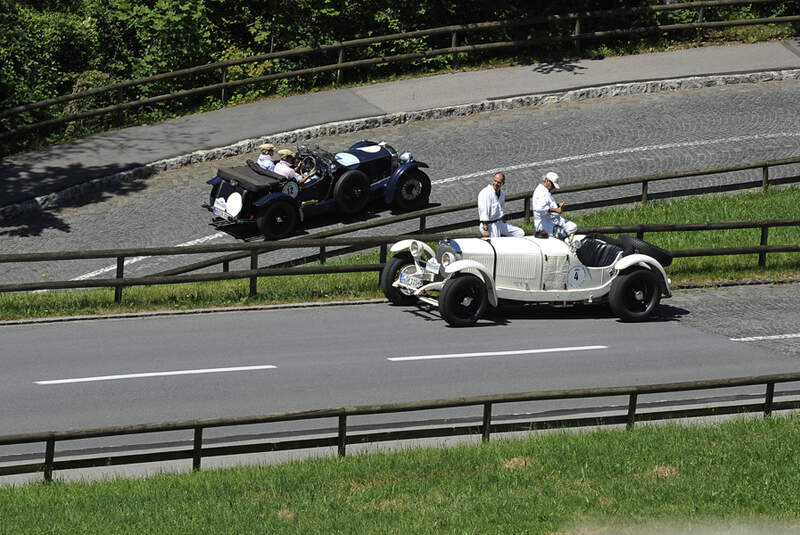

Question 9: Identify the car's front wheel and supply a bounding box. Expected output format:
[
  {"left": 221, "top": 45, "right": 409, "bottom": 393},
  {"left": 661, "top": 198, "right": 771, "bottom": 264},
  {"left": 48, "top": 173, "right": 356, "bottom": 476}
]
[
  {"left": 439, "top": 274, "right": 488, "bottom": 327},
  {"left": 380, "top": 253, "right": 419, "bottom": 306},
  {"left": 393, "top": 169, "right": 431, "bottom": 211},
  {"left": 608, "top": 268, "right": 662, "bottom": 322},
  {"left": 257, "top": 200, "right": 298, "bottom": 240}
]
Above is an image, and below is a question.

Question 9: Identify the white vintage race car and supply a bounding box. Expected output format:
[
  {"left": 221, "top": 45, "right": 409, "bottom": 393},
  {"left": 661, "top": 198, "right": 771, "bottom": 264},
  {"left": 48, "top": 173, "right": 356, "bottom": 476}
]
[{"left": 380, "top": 234, "right": 673, "bottom": 327}]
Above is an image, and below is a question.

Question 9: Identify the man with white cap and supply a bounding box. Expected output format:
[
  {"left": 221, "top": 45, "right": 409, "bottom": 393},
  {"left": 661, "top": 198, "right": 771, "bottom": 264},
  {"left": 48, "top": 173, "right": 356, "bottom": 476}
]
[
  {"left": 477, "top": 172, "right": 524, "bottom": 238},
  {"left": 531, "top": 171, "right": 577, "bottom": 238},
  {"left": 256, "top": 143, "right": 276, "bottom": 171}
]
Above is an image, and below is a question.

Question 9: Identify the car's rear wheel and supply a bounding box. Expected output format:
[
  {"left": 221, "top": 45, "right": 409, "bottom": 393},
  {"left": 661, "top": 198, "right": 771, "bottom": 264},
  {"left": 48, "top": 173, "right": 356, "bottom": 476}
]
[
  {"left": 380, "top": 252, "right": 418, "bottom": 306},
  {"left": 608, "top": 268, "right": 662, "bottom": 322},
  {"left": 334, "top": 170, "right": 370, "bottom": 215},
  {"left": 257, "top": 200, "right": 298, "bottom": 240},
  {"left": 393, "top": 169, "right": 431, "bottom": 211},
  {"left": 439, "top": 274, "right": 488, "bottom": 327}
]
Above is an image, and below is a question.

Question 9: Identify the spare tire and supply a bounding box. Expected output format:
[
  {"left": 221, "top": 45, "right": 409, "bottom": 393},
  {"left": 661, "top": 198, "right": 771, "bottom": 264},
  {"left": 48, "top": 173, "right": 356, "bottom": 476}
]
[
  {"left": 334, "top": 170, "right": 370, "bottom": 215},
  {"left": 619, "top": 235, "right": 672, "bottom": 267}
]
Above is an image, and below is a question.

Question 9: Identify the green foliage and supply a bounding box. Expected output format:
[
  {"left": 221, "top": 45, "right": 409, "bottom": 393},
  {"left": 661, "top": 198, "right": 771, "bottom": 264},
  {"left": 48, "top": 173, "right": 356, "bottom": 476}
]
[{"left": 1, "top": 0, "right": 797, "bottom": 155}]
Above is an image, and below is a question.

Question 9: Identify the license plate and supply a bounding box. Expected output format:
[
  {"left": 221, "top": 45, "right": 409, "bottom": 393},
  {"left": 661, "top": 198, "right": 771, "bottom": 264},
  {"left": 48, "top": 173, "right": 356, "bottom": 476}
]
[
  {"left": 213, "top": 206, "right": 232, "bottom": 219},
  {"left": 398, "top": 273, "right": 423, "bottom": 289},
  {"left": 425, "top": 258, "right": 440, "bottom": 274}
]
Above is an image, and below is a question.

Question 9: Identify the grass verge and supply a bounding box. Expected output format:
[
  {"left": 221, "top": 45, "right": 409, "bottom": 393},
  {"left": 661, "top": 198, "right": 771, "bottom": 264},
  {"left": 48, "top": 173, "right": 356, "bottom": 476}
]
[
  {"left": 1, "top": 187, "right": 798, "bottom": 321},
  {"left": 2, "top": 415, "right": 800, "bottom": 533}
]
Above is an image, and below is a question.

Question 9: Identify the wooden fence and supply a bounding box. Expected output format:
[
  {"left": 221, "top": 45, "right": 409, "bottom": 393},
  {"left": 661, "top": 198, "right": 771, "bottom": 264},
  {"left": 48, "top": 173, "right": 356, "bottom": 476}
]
[
  {"left": 1, "top": 371, "right": 799, "bottom": 482},
  {"left": 1, "top": 155, "right": 799, "bottom": 300},
  {"left": 2, "top": 0, "right": 797, "bottom": 140}
]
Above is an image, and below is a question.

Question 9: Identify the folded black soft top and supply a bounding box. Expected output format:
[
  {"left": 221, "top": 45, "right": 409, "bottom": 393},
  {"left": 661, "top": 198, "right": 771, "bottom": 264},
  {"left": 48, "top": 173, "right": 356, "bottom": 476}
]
[{"left": 217, "top": 165, "right": 283, "bottom": 192}]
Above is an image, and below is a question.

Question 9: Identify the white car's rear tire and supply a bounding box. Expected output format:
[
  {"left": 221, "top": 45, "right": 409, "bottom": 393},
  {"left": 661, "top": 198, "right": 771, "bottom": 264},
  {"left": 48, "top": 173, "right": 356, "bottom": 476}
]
[{"left": 609, "top": 269, "right": 661, "bottom": 322}]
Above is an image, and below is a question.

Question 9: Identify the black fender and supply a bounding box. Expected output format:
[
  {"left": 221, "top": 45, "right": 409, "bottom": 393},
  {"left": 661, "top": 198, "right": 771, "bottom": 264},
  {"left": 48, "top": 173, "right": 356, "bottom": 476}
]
[{"left": 384, "top": 161, "right": 430, "bottom": 204}]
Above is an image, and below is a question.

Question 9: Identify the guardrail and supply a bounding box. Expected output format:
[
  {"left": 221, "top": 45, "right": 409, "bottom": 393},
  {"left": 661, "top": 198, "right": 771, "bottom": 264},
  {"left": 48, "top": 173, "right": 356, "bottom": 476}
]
[
  {"left": 2, "top": 372, "right": 799, "bottom": 482},
  {"left": 2, "top": 0, "right": 797, "bottom": 140}
]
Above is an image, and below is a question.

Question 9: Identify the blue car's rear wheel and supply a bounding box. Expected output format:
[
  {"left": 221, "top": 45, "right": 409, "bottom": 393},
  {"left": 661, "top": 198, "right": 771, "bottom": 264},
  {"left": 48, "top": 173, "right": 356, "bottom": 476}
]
[
  {"left": 257, "top": 200, "right": 298, "bottom": 240},
  {"left": 334, "top": 170, "right": 370, "bottom": 215}
]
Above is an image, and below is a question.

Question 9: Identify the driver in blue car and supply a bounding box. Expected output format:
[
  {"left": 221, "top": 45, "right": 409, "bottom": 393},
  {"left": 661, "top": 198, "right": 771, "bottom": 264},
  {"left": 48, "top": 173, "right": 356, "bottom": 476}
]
[{"left": 275, "top": 151, "right": 317, "bottom": 185}]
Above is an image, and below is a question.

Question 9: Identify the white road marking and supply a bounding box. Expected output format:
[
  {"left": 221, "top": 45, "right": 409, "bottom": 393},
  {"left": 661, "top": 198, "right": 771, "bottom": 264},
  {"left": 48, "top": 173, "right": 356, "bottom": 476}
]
[
  {"left": 387, "top": 345, "right": 607, "bottom": 362},
  {"left": 34, "top": 364, "right": 277, "bottom": 385},
  {"left": 730, "top": 333, "right": 800, "bottom": 342},
  {"left": 71, "top": 232, "right": 226, "bottom": 281},
  {"left": 431, "top": 132, "right": 800, "bottom": 185}
]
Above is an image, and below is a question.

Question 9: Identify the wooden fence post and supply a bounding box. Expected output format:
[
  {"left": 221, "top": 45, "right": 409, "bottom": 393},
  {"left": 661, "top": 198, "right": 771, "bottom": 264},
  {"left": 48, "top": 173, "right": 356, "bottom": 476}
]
[
  {"left": 482, "top": 403, "right": 492, "bottom": 442},
  {"left": 44, "top": 438, "right": 55, "bottom": 483},
  {"left": 336, "top": 47, "right": 344, "bottom": 85},
  {"left": 338, "top": 415, "right": 347, "bottom": 457},
  {"left": 759, "top": 225, "right": 769, "bottom": 267},
  {"left": 193, "top": 427, "right": 203, "bottom": 471},
  {"left": 524, "top": 196, "right": 531, "bottom": 222},
  {"left": 626, "top": 393, "right": 638, "bottom": 429},
  {"left": 574, "top": 17, "right": 582, "bottom": 55},
  {"left": 762, "top": 165, "right": 770, "bottom": 192},
  {"left": 641, "top": 180, "right": 648, "bottom": 205},
  {"left": 221, "top": 66, "right": 228, "bottom": 105},
  {"left": 115, "top": 256, "right": 124, "bottom": 303},
  {"left": 250, "top": 251, "right": 258, "bottom": 298},
  {"left": 764, "top": 382, "right": 775, "bottom": 417},
  {"left": 320, "top": 246, "right": 326, "bottom": 265}
]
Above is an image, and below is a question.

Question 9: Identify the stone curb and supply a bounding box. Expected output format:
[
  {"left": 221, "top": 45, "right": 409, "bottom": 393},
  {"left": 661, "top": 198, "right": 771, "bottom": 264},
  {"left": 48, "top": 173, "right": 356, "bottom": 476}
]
[
  {"left": 2, "top": 68, "right": 799, "bottom": 221},
  {"left": 2, "top": 278, "right": 797, "bottom": 326}
]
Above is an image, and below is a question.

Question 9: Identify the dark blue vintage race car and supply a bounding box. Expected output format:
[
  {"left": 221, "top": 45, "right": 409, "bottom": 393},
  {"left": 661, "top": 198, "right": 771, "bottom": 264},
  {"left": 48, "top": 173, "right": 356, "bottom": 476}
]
[{"left": 203, "top": 140, "right": 431, "bottom": 240}]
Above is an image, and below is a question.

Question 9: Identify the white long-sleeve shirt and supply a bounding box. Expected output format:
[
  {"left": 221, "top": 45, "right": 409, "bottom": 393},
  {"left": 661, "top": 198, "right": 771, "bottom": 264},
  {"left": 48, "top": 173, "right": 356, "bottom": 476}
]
[
  {"left": 257, "top": 154, "right": 276, "bottom": 171},
  {"left": 477, "top": 184, "right": 505, "bottom": 223},
  {"left": 531, "top": 183, "right": 558, "bottom": 230}
]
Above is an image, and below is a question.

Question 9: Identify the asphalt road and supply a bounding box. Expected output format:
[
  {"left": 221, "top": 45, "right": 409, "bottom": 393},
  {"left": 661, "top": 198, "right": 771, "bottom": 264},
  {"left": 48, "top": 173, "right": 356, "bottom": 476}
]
[
  {"left": 2, "top": 283, "right": 799, "bottom": 437},
  {"left": 1, "top": 80, "right": 800, "bottom": 284}
]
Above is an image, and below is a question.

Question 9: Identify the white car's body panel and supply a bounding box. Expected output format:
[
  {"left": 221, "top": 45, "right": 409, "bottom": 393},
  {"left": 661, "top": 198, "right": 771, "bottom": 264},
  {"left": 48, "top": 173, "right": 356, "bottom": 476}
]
[{"left": 389, "top": 235, "right": 671, "bottom": 305}]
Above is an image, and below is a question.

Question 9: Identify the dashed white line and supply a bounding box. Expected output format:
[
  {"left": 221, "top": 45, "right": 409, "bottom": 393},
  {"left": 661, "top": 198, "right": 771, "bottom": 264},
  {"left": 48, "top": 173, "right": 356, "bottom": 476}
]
[
  {"left": 71, "top": 232, "right": 226, "bottom": 281},
  {"left": 431, "top": 132, "right": 800, "bottom": 185},
  {"left": 387, "top": 345, "right": 607, "bottom": 362},
  {"left": 730, "top": 333, "right": 800, "bottom": 342},
  {"left": 34, "top": 364, "right": 277, "bottom": 385}
]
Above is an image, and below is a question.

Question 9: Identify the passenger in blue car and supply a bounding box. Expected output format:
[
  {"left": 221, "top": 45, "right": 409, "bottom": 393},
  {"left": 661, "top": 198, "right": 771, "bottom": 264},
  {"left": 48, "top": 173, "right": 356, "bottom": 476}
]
[{"left": 256, "top": 143, "right": 276, "bottom": 171}]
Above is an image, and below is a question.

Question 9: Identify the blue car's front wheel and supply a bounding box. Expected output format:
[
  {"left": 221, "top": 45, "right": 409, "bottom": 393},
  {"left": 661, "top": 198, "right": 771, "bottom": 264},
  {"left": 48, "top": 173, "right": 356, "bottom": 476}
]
[{"left": 393, "top": 169, "right": 431, "bottom": 212}]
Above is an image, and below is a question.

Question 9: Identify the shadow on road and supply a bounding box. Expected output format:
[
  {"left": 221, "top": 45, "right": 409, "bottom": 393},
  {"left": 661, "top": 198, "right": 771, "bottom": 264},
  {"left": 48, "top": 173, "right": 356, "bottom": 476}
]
[{"left": 532, "top": 61, "right": 587, "bottom": 75}]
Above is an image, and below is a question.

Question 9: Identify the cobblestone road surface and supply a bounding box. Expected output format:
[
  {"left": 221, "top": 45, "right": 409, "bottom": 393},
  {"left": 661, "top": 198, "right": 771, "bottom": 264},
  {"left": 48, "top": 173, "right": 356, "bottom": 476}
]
[{"left": 1, "top": 80, "right": 799, "bottom": 285}]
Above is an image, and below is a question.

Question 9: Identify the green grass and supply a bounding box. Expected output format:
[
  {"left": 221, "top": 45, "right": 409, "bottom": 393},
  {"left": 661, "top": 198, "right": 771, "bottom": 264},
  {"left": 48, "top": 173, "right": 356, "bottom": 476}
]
[
  {"left": 1, "top": 187, "right": 798, "bottom": 321},
  {"left": 3, "top": 415, "right": 800, "bottom": 534}
]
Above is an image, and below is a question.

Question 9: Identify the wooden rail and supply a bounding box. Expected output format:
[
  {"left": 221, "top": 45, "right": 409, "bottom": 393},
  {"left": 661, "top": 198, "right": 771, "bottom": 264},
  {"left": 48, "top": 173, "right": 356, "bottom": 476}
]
[
  {"left": 1, "top": 371, "right": 799, "bottom": 482},
  {"left": 2, "top": 0, "right": 795, "bottom": 140}
]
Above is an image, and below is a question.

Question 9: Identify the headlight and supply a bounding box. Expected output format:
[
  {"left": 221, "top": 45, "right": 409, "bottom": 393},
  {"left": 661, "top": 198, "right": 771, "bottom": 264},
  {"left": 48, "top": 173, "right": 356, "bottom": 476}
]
[
  {"left": 399, "top": 152, "right": 412, "bottom": 164},
  {"left": 226, "top": 192, "right": 243, "bottom": 217},
  {"left": 441, "top": 251, "right": 455, "bottom": 267},
  {"left": 409, "top": 241, "right": 421, "bottom": 257}
]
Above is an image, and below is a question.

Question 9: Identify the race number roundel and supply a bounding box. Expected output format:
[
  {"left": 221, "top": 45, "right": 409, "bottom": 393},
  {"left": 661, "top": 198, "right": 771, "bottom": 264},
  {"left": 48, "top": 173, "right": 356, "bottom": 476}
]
[
  {"left": 282, "top": 181, "right": 300, "bottom": 198},
  {"left": 567, "top": 265, "right": 587, "bottom": 288}
]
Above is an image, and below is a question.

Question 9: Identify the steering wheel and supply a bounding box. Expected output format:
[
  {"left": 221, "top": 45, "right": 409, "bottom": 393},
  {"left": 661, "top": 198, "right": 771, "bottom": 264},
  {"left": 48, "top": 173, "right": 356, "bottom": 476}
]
[{"left": 299, "top": 155, "right": 316, "bottom": 174}]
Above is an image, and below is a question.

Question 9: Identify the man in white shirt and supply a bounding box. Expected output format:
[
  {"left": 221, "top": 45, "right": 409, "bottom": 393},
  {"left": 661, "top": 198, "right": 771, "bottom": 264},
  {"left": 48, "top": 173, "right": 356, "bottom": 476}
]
[
  {"left": 531, "top": 171, "right": 577, "bottom": 237},
  {"left": 256, "top": 143, "right": 276, "bottom": 171},
  {"left": 477, "top": 172, "right": 524, "bottom": 238}
]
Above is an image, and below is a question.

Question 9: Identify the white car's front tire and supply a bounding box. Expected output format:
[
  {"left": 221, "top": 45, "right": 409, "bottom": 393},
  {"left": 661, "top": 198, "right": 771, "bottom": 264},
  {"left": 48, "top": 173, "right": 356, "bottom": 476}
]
[{"left": 439, "top": 274, "right": 488, "bottom": 327}]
